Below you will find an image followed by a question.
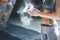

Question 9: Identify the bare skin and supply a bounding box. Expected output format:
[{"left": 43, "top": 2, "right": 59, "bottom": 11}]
[
  {"left": 0, "top": 0, "right": 8, "bottom": 5},
  {"left": 27, "top": 0, "right": 60, "bottom": 20}
]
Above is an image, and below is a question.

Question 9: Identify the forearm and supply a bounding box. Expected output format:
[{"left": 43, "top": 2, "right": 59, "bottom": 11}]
[{"left": 39, "top": 12, "right": 60, "bottom": 20}]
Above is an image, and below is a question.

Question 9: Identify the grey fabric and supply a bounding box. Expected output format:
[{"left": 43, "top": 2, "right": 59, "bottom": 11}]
[
  {"left": 41, "top": 26, "right": 57, "bottom": 40},
  {"left": 43, "top": 0, "right": 55, "bottom": 11}
]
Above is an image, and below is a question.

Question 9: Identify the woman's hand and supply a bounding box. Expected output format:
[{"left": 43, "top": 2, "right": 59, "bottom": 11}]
[
  {"left": 27, "top": 8, "right": 60, "bottom": 20},
  {"left": 27, "top": 8, "right": 50, "bottom": 18},
  {"left": 27, "top": 8, "right": 41, "bottom": 16}
]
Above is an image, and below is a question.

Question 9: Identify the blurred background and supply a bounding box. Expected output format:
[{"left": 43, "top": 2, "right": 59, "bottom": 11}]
[{"left": 0, "top": 0, "right": 60, "bottom": 40}]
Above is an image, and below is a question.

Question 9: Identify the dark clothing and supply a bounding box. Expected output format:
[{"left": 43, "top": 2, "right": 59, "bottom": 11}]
[{"left": 43, "top": 0, "right": 55, "bottom": 11}]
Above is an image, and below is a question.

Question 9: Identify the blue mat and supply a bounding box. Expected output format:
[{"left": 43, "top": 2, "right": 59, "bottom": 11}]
[{"left": 4, "top": 23, "right": 41, "bottom": 40}]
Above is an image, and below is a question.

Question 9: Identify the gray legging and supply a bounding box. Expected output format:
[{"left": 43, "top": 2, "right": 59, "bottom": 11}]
[{"left": 41, "top": 26, "right": 57, "bottom": 40}]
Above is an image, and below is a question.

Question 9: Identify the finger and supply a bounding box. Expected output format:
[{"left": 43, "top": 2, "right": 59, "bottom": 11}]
[
  {"left": 33, "top": 8, "right": 42, "bottom": 13},
  {"left": 27, "top": 11, "right": 33, "bottom": 16},
  {"left": 27, "top": 11, "right": 38, "bottom": 16},
  {"left": 27, "top": 8, "right": 41, "bottom": 16},
  {"left": 28, "top": 11, "right": 39, "bottom": 16},
  {"left": 28, "top": 10, "right": 39, "bottom": 16},
  {"left": 27, "top": 8, "right": 34, "bottom": 12}
]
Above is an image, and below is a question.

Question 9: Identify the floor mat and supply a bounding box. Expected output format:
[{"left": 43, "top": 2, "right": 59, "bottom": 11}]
[{"left": 5, "top": 23, "right": 41, "bottom": 40}]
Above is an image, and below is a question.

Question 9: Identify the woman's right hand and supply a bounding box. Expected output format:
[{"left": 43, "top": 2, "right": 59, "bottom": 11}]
[{"left": 27, "top": 8, "right": 41, "bottom": 16}]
